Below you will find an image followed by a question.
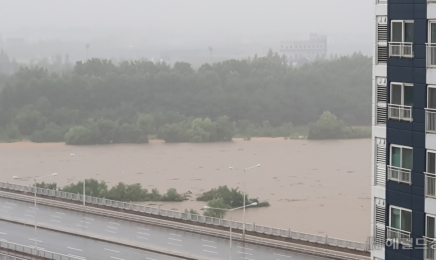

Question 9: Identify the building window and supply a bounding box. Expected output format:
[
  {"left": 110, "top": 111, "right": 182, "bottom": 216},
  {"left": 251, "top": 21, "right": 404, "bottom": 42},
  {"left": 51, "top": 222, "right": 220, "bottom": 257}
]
[
  {"left": 428, "top": 21, "right": 436, "bottom": 67},
  {"left": 387, "top": 206, "right": 412, "bottom": 245},
  {"left": 427, "top": 86, "right": 436, "bottom": 133},
  {"left": 388, "top": 145, "right": 412, "bottom": 184},
  {"left": 388, "top": 83, "right": 413, "bottom": 121},
  {"left": 426, "top": 151, "right": 436, "bottom": 198},
  {"left": 389, "top": 20, "right": 414, "bottom": 58},
  {"left": 426, "top": 215, "right": 436, "bottom": 260}
]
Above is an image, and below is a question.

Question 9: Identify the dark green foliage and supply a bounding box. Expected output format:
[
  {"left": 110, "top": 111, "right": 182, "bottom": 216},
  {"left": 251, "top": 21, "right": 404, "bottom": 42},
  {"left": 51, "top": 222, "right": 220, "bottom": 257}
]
[
  {"left": 307, "top": 111, "right": 371, "bottom": 140},
  {"left": 31, "top": 123, "right": 68, "bottom": 142},
  {"left": 0, "top": 52, "right": 371, "bottom": 143},
  {"left": 197, "top": 185, "right": 269, "bottom": 209},
  {"left": 203, "top": 199, "right": 229, "bottom": 218},
  {"left": 59, "top": 179, "right": 185, "bottom": 202},
  {"left": 35, "top": 182, "right": 57, "bottom": 190}
]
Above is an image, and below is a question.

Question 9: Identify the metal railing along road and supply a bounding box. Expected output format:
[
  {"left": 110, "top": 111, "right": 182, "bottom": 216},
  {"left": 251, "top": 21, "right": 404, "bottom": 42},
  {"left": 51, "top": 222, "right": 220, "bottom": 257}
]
[
  {"left": 0, "top": 240, "right": 81, "bottom": 260},
  {"left": 427, "top": 109, "right": 436, "bottom": 133},
  {"left": 426, "top": 173, "right": 436, "bottom": 198},
  {"left": 388, "top": 104, "right": 412, "bottom": 122},
  {"left": 387, "top": 165, "right": 412, "bottom": 185},
  {"left": 386, "top": 226, "right": 412, "bottom": 246},
  {"left": 389, "top": 42, "right": 413, "bottom": 58},
  {"left": 0, "top": 182, "right": 369, "bottom": 253}
]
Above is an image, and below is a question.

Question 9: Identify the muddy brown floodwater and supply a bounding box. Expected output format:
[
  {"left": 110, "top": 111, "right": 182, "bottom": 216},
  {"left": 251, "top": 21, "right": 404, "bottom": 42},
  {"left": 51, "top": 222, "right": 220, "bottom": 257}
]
[{"left": 0, "top": 138, "right": 371, "bottom": 242}]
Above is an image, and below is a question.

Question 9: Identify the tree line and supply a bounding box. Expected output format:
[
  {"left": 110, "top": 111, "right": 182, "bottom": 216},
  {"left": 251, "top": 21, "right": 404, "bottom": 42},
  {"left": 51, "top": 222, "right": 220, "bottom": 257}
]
[{"left": 0, "top": 51, "right": 371, "bottom": 143}]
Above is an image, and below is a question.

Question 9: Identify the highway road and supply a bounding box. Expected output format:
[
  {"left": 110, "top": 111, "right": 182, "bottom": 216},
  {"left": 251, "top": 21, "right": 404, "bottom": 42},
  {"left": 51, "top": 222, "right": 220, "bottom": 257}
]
[
  {"left": 1, "top": 221, "right": 182, "bottom": 260},
  {"left": 0, "top": 197, "right": 328, "bottom": 260}
]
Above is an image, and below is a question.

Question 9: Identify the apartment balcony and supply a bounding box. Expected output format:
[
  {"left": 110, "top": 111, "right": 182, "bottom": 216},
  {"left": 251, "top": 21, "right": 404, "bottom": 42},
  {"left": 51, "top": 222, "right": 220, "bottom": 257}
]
[
  {"left": 425, "top": 237, "right": 436, "bottom": 260},
  {"left": 426, "top": 173, "right": 436, "bottom": 198},
  {"left": 386, "top": 226, "right": 412, "bottom": 245},
  {"left": 389, "top": 42, "right": 413, "bottom": 58},
  {"left": 388, "top": 165, "right": 412, "bottom": 184},
  {"left": 388, "top": 104, "right": 413, "bottom": 122}
]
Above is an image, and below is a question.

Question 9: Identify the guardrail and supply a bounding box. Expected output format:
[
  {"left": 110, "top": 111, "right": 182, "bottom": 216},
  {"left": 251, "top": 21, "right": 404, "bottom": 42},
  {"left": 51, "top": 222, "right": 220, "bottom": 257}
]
[
  {"left": 0, "top": 182, "right": 369, "bottom": 253},
  {"left": 0, "top": 240, "right": 81, "bottom": 260},
  {"left": 0, "top": 190, "right": 369, "bottom": 260}
]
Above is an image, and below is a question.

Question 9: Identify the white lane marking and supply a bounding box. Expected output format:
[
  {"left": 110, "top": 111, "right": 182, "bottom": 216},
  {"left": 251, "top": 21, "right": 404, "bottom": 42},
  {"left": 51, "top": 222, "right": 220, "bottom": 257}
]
[
  {"left": 168, "top": 238, "right": 182, "bottom": 242},
  {"left": 137, "top": 227, "right": 149, "bottom": 231},
  {"left": 108, "top": 222, "right": 120, "bottom": 225},
  {"left": 107, "top": 226, "right": 118, "bottom": 229},
  {"left": 50, "top": 219, "right": 61, "bottom": 223},
  {"left": 3, "top": 206, "right": 11, "bottom": 209},
  {"left": 104, "top": 230, "right": 117, "bottom": 234},
  {"left": 169, "top": 233, "right": 181, "bottom": 237},
  {"left": 79, "top": 221, "right": 91, "bottom": 225},
  {"left": 51, "top": 215, "right": 62, "bottom": 218},
  {"left": 137, "top": 232, "right": 150, "bottom": 236},
  {"left": 76, "top": 224, "right": 88, "bottom": 228},
  {"left": 203, "top": 250, "right": 218, "bottom": 254},
  {"left": 0, "top": 232, "right": 7, "bottom": 235},
  {"left": 202, "top": 244, "right": 217, "bottom": 249},
  {"left": 202, "top": 239, "right": 215, "bottom": 243},
  {"left": 136, "top": 236, "right": 149, "bottom": 240},
  {"left": 240, "top": 258, "right": 254, "bottom": 260},
  {"left": 83, "top": 217, "right": 94, "bottom": 221},
  {"left": 28, "top": 238, "right": 43, "bottom": 243},
  {"left": 24, "top": 214, "right": 34, "bottom": 218},
  {"left": 55, "top": 212, "right": 66, "bottom": 215},
  {"left": 111, "top": 257, "right": 125, "bottom": 260},
  {"left": 237, "top": 246, "right": 253, "bottom": 250},
  {"left": 274, "top": 253, "right": 293, "bottom": 258},
  {"left": 168, "top": 242, "right": 182, "bottom": 247},
  {"left": 237, "top": 251, "right": 252, "bottom": 255},
  {"left": 67, "top": 247, "right": 82, "bottom": 252},
  {"left": 104, "top": 248, "right": 120, "bottom": 253},
  {"left": 145, "top": 258, "right": 156, "bottom": 260}
]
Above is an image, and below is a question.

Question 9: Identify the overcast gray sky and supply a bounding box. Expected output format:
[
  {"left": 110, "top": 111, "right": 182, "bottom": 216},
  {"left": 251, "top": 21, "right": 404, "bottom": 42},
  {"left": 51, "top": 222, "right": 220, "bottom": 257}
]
[{"left": 0, "top": 0, "right": 373, "bottom": 61}]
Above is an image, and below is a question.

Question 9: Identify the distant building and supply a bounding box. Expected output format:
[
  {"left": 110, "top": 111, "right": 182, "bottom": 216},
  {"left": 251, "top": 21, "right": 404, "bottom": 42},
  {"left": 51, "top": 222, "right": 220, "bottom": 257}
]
[{"left": 280, "top": 34, "right": 327, "bottom": 65}]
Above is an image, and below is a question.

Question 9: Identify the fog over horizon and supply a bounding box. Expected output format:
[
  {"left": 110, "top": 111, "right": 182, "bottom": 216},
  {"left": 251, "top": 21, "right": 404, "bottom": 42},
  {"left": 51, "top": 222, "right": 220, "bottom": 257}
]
[{"left": 0, "top": 0, "right": 373, "bottom": 65}]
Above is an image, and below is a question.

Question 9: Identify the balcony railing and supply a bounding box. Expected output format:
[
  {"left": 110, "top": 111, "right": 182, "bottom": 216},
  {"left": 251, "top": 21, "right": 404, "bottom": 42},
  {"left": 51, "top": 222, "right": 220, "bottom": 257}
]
[
  {"left": 386, "top": 226, "right": 412, "bottom": 246},
  {"left": 426, "top": 173, "right": 436, "bottom": 198},
  {"left": 427, "top": 108, "right": 436, "bottom": 133},
  {"left": 389, "top": 42, "right": 413, "bottom": 58},
  {"left": 388, "top": 104, "right": 413, "bottom": 122},
  {"left": 425, "top": 237, "right": 436, "bottom": 260},
  {"left": 388, "top": 165, "right": 412, "bottom": 184}
]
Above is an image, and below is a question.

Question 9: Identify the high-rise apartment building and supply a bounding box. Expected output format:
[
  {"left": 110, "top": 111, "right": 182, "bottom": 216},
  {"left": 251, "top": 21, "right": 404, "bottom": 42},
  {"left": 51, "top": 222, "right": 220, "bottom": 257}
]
[
  {"left": 372, "top": 1, "right": 436, "bottom": 260},
  {"left": 280, "top": 34, "right": 327, "bottom": 64}
]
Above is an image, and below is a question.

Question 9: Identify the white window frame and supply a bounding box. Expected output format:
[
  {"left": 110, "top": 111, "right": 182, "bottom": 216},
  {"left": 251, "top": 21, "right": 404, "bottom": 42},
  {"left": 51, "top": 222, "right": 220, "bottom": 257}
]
[
  {"left": 391, "top": 20, "right": 414, "bottom": 43},
  {"left": 427, "top": 214, "right": 436, "bottom": 239},
  {"left": 389, "top": 206, "right": 412, "bottom": 230},
  {"left": 390, "top": 82, "right": 413, "bottom": 106},
  {"left": 428, "top": 150, "right": 436, "bottom": 174},
  {"left": 390, "top": 144, "right": 413, "bottom": 169}
]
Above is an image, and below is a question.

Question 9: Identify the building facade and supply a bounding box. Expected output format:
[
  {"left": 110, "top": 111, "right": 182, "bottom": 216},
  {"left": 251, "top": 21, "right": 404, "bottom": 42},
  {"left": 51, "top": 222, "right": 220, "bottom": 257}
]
[
  {"left": 372, "top": 1, "right": 436, "bottom": 260},
  {"left": 280, "top": 34, "right": 327, "bottom": 65}
]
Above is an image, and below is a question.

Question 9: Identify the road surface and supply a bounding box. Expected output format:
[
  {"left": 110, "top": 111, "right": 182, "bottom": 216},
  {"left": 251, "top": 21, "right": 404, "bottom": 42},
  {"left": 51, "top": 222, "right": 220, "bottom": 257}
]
[{"left": 0, "top": 197, "right": 328, "bottom": 260}]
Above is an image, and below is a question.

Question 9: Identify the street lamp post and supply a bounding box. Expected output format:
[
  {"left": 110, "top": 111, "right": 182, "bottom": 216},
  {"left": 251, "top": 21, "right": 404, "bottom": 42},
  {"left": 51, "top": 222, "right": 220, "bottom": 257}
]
[
  {"left": 229, "top": 164, "right": 260, "bottom": 239},
  {"left": 203, "top": 202, "right": 258, "bottom": 260},
  {"left": 70, "top": 154, "right": 85, "bottom": 208},
  {"left": 13, "top": 173, "right": 58, "bottom": 251}
]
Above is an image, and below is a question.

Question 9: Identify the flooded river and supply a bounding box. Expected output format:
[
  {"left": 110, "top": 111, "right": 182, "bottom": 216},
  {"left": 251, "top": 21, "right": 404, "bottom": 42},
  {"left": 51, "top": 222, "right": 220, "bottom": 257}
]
[{"left": 0, "top": 138, "right": 371, "bottom": 242}]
